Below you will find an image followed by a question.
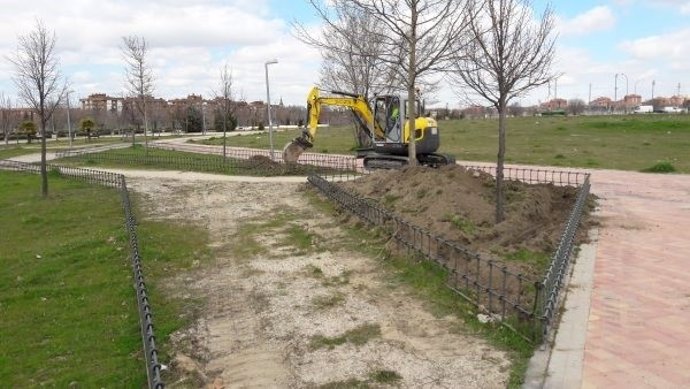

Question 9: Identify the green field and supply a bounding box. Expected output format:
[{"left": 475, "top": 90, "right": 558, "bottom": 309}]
[
  {"left": 195, "top": 114, "right": 690, "bottom": 172},
  {"left": 0, "top": 138, "right": 132, "bottom": 160},
  {"left": 56, "top": 144, "right": 343, "bottom": 176},
  {"left": 0, "top": 171, "right": 211, "bottom": 386}
]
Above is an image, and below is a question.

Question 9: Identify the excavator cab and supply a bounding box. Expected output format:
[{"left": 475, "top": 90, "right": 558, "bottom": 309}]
[
  {"left": 373, "top": 96, "right": 402, "bottom": 143},
  {"left": 369, "top": 94, "right": 440, "bottom": 158}
]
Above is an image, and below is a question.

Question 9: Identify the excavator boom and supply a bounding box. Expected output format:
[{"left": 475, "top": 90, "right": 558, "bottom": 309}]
[{"left": 283, "top": 87, "right": 383, "bottom": 163}]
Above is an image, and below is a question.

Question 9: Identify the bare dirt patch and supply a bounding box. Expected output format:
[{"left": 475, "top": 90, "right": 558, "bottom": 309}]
[{"left": 126, "top": 175, "right": 511, "bottom": 388}]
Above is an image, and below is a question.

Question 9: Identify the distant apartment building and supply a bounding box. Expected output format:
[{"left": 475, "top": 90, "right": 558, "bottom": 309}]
[
  {"left": 668, "top": 95, "right": 686, "bottom": 107},
  {"left": 80, "top": 93, "right": 124, "bottom": 112},
  {"left": 623, "top": 94, "right": 642, "bottom": 107},
  {"left": 541, "top": 98, "right": 567, "bottom": 111},
  {"left": 168, "top": 94, "right": 205, "bottom": 108},
  {"left": 590, "top": 97, "right": 613, "bottom": 109}
]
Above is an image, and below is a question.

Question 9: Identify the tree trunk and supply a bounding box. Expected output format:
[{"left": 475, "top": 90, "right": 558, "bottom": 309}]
[
  {"left": 495, "top": 101, "right": 507, "bottom": 223},
  {"left": 40, "top": 118, "right": 48, "bottom": 198},
  {"left": 143, "top": 98, "right": 149, "bottom": 157},
  {"left": 223, "top": 104, "right": 228, "bottom": 162},
  {"left": 406, "top": 5, "right": 418, "bottom": 166}
]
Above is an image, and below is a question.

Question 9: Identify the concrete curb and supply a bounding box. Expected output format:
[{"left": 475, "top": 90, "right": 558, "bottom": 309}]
[{"left": 523, "top": 229, "right": 599, "bottom": 389}]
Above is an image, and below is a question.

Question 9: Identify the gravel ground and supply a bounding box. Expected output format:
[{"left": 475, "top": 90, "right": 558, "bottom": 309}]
[{"left": 125, "top": 173, "right": 511, "bottom": 388}]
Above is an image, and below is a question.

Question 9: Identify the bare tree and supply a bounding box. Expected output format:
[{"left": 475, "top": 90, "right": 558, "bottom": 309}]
[
  {"left": 9, "top": 20, "right": 66, "bottom": 197},
  {"left": 0, "top": 93, "right": 19, "bottom": 145},
  {"left": 213, "top": 63, "right": 237, "bottom": 160},
  {"left": 296, "top": 1, "right": 400, "bottom": 99},
  {"left": 567, "top": 98, "right": 586, "bottom": 116},
  {"left": 450, "top": 0, "right": 556, "bottom": 222},
  {"left": 303, "top": 0, "right": 475, "bottom": 164},
  {"left": 122, "top": 35, "right": 154, "bottom": 150},
  {"left": 508, "top": 101, "right": 525, "bottom": 117}
]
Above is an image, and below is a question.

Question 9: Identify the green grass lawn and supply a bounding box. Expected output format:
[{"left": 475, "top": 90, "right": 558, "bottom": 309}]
[
  {"left": 195, "top": 114, "right": 690, "bottom": 172},
  {"left": 443, "top": 114, "right": 690, "bottom": 172},
  {"left": 192, "top": 127, "right": 359, "bottom": 155},
  {"left": 0, "top": 171, "right": 212, "bottom": 386},
  {"left": 56, "top": 144, "right": 341, "bottom": 176},
  {"left": 0, "top": 145, "right": 34, "bottom": 159},
  {"left": 0, "top": 171, "right": 142, "bottom": 386},
  {"left": 0, "top": 138, "right": 132, "bottom": 160}
]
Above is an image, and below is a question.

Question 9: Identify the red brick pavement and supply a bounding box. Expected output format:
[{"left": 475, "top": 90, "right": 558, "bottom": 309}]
[{"left": 582, "top": 170, "right": 690, "bottom": 389}]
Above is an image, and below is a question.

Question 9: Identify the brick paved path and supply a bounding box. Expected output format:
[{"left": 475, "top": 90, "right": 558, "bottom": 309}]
[{"left": 582, "top": 170, "right": 690, "bottom": 388}]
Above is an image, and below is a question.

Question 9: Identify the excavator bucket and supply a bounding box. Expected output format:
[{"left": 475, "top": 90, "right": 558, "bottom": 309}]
[{"left": 282, "top": 140, "right": 306, "bottom": 163}]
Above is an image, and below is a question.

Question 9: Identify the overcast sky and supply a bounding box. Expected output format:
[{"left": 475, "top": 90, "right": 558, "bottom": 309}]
[{"left": 0, "top": 0, "right": 689, "bottom": 108}]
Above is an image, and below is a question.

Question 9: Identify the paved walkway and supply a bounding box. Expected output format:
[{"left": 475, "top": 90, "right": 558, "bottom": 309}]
[
  {"left": 580, "top": 170, "right": 690, "bottom": 389},
  {"left": 454, "top": 162, "right": 690, "bottom": 388}
]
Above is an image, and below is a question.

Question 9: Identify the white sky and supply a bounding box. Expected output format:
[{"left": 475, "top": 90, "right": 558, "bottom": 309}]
[{"left": 1, "top": 0, "right": 689, "bottom": 108}]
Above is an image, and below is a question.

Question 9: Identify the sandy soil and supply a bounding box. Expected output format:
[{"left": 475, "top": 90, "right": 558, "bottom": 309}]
[{"left": 125, "top": 174, "right": 511, "bottom": 388}]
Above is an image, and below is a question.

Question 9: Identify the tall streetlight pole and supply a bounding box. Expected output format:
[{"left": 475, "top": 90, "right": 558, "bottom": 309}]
[
  {"left": 618, "top": 73, "right": 629, "bottom": 112},
  {"left": 264, "top": 59, "right": 278, "bottom": 160},
  {"left": 634, "top": 79, "right": 644, "bottom": 95},
  {"left": 65, "top": 90, "right": 73, "bottom": 151},
  {"left": 620, "top": 73, "right": 629, "bottom": 96},
  {"left": 614, "top": 74, "right": 618, "bottom": 100}
]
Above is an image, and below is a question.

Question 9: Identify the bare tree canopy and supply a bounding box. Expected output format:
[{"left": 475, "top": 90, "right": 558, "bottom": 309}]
[
  {"left": 122, "top": 35, "right": 154, "bottom": 147},
  {"left": 302, "top": 0, "right": 475, "bottom": 163},
  {"left": 452, "top": 0, "right": 555, "bottom": 106},
  {"left": 0, "top": 93, "right": 18, "bottom": 145},
  {"left": 9, "top": 19, "right": 66, "bottom": 197},
  {"left": 567, "top": 98, "right": 586, "bottom": 115},
  {"left": 450, "top": 0, "right": 556, "bottom": 222},
  {"left": 295, "top": 0, "right": 399, "bottom": 99},
  {"left": 214, "top": 63, "right": 237, "bottom": 159}
]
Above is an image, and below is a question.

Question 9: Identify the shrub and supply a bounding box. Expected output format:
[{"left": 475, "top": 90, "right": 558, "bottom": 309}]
[{"left": 642, "top": 161, "right": 676, "bottom": 173}]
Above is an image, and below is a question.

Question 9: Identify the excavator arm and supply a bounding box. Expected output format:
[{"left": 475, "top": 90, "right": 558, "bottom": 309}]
[{"left": 283, "top": 87, "right": 384, "bottom": 163}]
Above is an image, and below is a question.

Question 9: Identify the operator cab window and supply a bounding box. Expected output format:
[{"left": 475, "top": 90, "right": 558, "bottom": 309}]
[{"left": 374, "top": 96, "right": 401, "bottom": 143}]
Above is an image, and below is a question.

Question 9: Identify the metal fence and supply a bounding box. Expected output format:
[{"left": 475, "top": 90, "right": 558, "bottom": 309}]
[
  {"left": 537, "top": 174, "right": 591, "bottom": 336},
  {"left": 308, "top": 164, "right": 592, "bottom": 341},
  {"left": 308, "top": 175, "right": 536, "bottom": 328},
  {"left": 56, "top": 145, "right": 359, "bottom": 181},
  {"left": 0, "top": 160, "right": 164, "bottom": 388}
]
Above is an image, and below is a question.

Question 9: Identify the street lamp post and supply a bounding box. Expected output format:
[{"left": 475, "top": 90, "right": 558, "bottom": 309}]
[
  {"left": 615, "top": 73, "right": 629, "bottom": 112},
  {"left": 65, "top": 90, "right": 73, "bottom": 151},
  {"left": 614, "top": 74, "right": 618, "bottom": 113},
  {"left": 634, "top": 79, "right": 643, "bottom": 95},
  {"left": 620, "top": 73, "right": 629, "bottom": 96},
  {"left": 265, "top": 59, "right": 278, "bottom": 160},
  {"left": 619, "top": 73, "right": 629, "bottom": 111}
]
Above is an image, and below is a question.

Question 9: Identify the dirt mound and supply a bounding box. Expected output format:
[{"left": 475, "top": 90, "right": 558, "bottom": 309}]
[{"left": 341, "top": 164, "right": 585, "bottom": 277}]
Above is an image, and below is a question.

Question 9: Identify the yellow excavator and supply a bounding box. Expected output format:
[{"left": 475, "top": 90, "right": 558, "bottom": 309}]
[{"left": 282, "top": 87, "right": 455, "bottom": 169}]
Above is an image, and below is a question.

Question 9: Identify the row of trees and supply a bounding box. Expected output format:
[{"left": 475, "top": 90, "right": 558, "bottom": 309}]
[
  {"left": 1, "top": 20, "right": 246, "bottom": 197},
  {"left": 298, "top": 0, "right": 556, "bottom": 222}
]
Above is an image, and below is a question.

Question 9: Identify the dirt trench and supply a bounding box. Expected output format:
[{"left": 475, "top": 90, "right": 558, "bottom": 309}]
[{"left": 126, "top": 176, "right": 511, "bottom": 388}]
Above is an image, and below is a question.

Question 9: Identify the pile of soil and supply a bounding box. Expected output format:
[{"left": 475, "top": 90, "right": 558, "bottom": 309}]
[
  {"left": 341, "top": 164, "right": 589, "bottom": 277},
  {"left": 242, "top": 155, "right": 342, "bottom": 176}
]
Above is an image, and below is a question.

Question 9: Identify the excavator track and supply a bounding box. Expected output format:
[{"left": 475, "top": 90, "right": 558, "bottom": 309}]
[
  {"left": 362, "top": 152, "right": 455, "bottom": 170},
  {"left": 417, "top": 153, "right": 456, "bottom": 168},
  {"left": 362, "top": 154, "right": 409, "bottom": 170}
]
